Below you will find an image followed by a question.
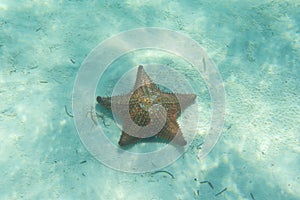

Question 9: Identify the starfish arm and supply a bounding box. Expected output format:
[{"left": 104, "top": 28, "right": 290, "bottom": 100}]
[
  {"left": 173, "top": 93, "right": 196, "bottom": 111},
  {"left": 157, "top": 119, "right": 187, "bottom": 146},
  {"left": 96, "top": 96, "right": 112, "bottom": 110},
  {"left": 118, "top": 117, "right": 142, "bottom": 146},
  {"left": 155, "top": 93, "right": 196, "bottom": 116},
  {"left": 134, "top": 65, "right": 154, "bottom": 89},
  {"left": 96, "top": 94, "right": 131, "bottom": 111},
  {"left": 118, "top": 131, "right": 141, "bottom": 146}
]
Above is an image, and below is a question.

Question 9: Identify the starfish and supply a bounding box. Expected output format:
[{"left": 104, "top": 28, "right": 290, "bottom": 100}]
[{"left": 96, "top": 65, "right": 196, "bottom": 146}]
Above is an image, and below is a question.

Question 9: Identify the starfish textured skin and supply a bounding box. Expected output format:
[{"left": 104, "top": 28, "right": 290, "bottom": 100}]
[{"left": 96, "top": 65, "right": 196, "bottom": 146}]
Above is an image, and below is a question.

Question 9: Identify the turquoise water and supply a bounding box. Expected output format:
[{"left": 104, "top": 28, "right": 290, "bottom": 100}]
[{"left": 0, "top": 1, "right": 299, "bottom": 199}]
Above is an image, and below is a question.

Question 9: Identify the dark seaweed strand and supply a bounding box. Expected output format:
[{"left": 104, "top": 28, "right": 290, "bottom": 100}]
[
  {"left": 151, "top": 170, "right": 175, "bottom": 179},
  {"left": 89, "top": 106, "right": 98, "bottom": 125},
  {"left": 35, "top": 27, "right": 42, "bottom": 32},
  {"left": 250, "top": 193, "right": 255, "bottom": 200},
  {"left": 64, "top": 105, "right": 74, "bottom": 118},
  {"left": 215, "top": 187, "right": 227, "bottom": 196},
  {"left": 200, "top": 181, "right": 214, "bottom": 189},
  {"left": 70, "top": 58, "right": 76, "bottom": 64},
  {"left": 202, "top": 58, "right": 206, "bottom": 72},
  {"left": 207, "top": 182, "right": 214, "bottom": 189}
]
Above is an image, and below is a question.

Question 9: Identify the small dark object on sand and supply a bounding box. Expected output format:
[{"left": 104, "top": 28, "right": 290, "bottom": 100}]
[
  {"left": 64, "top": 105, "right": 74, "bottom": 118},
  {"left": 151, "top": 170, "right": 175, "bottom": 179}
]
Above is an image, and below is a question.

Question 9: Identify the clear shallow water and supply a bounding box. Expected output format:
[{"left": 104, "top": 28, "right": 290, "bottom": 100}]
[{"left": 0, "top": 0, "right": 299, "bottom": 199}]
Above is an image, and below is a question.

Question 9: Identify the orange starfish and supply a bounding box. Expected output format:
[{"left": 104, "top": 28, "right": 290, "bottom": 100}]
[{"left": 96, "top": 65, "right": 196, "bottom": 146}]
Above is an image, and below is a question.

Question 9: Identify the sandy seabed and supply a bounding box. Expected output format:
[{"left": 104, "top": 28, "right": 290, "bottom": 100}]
[{"left": 0, "top": 1, "right": 299, "bottom": 199}]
